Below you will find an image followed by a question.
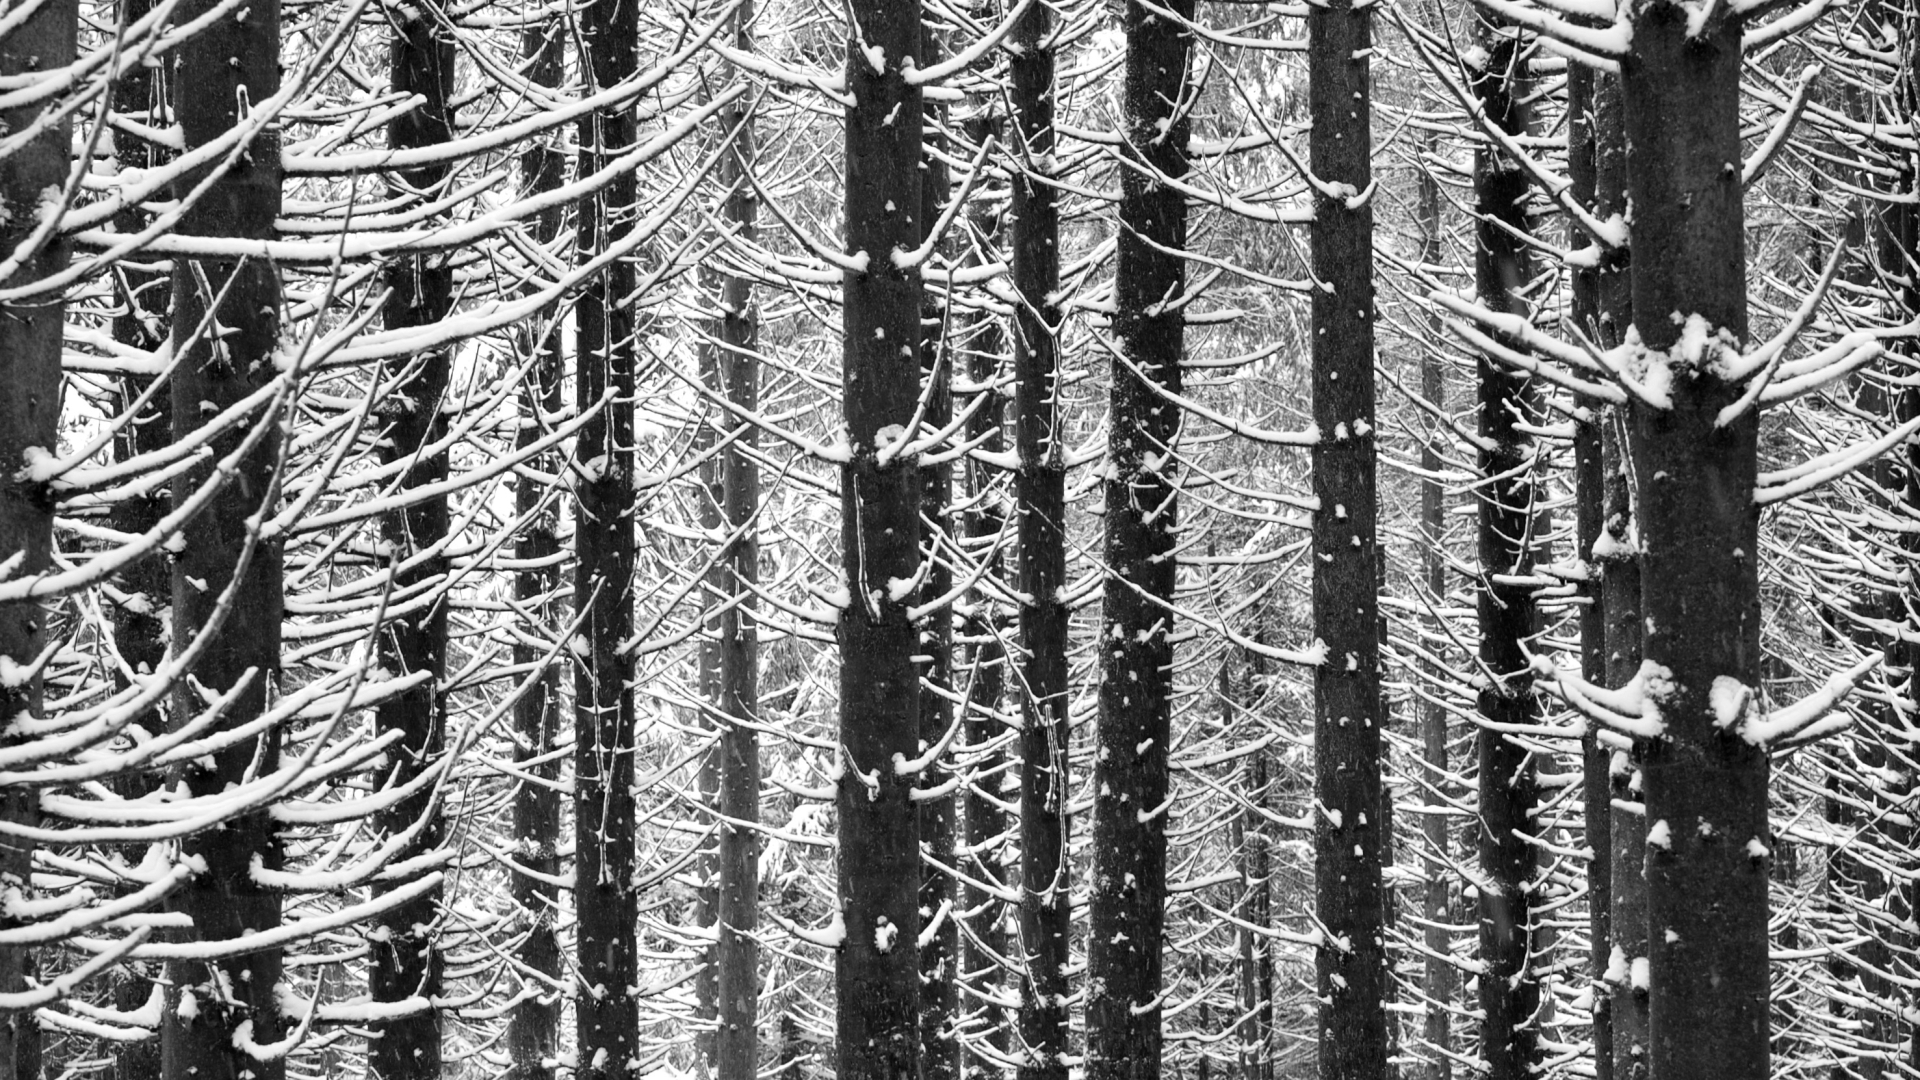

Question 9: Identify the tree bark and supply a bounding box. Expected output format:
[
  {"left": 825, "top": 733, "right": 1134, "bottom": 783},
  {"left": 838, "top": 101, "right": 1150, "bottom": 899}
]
[
  {"left": 0, "top": 0, "right": 76, "bottom": 1073},
  {"left": 1415, "top": 134, "right": 1453, "bottom": 1080},
  {"left": 162, "top": 0, "right": 286, "bottom": 1073},
  {"left": 1470, "top": 22, "right": 1542, "bottom": 1080},
  {"left": 1008, "top": 2, "right": 1069, "bottom": 1078},
  {"left": 573, "top": 0, "right": 640, "bottom": 1072},
  {"left": 959, "top": 107, "right": 1010, "bottom": 1080},
  {"left": 837, "top": 4, "right": 925, "bottom": 1080},
  {"left": 505, "top": 15, "right": 566, "bottom": 1080},
  {"left": 367, "top": 5, "right": 458, "bottom": 1073},
  {"left": 920, "top": 28, "right": 958, "bottom": 1080},
  {"left": 1620, "top": 6, "right": 1767, "bottom": 1079},
  {"left": 1087, "top": 3, "right": 1192, "bottom": 1079},
  {"left": 1309, "top": 0, "right": 1387, "bottom": 1073},
  {"left": 711, "top": 8, "right": 762, "bottom": 1075}
]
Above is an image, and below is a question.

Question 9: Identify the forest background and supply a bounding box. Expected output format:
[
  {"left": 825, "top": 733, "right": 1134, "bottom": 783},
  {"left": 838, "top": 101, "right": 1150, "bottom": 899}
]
[{"left": 0, "top": 0, "right": 1913, "bottom": 1078}]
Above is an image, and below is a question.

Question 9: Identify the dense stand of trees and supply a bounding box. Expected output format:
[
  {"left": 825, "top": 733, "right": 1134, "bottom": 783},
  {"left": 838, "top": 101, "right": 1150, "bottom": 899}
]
[{"left": 0, "top": 1, "right": 1914, "bottom": 1080}]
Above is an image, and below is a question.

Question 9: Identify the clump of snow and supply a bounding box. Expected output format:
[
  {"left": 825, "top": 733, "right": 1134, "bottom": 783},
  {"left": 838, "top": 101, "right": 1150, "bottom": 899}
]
[
  {"left": 1710, "top": 676, "right": 1751, "bottom": 729},
  {"left": 1746, "top": 837, "right": 1771, "bottom": 860},
  {"left": 1629, "top": 957, "right": 1650, "bottom": 992},
  {"left": 874, "top": 916, "right": 897, "bottom": 954},
  {"left": 1646, "top": 820, "right": 1672, "bottom": 850}
]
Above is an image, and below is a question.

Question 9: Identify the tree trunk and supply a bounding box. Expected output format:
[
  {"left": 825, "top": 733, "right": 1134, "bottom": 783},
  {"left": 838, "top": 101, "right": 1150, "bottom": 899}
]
[
  {"left": 1620, "top": 7, "right": 1767, "bottom": 1079},
  {"left": 163, "top": 0, "right": 286, "bottom": 1073},
  {"left": 505, "top": 15, "right": 566, "bottom": 1080},
  {"left": 1008, "top": 2, "right": 1068, "bottom": 1078},
  {"left": 1566, "top": 52, "right": 1612, "bottom": 1080},
  {"left": 574, "top": 0, "right": 641, "bottom": 1071},
  {"left": 1415, "top": 135, "right": 1453, "bottom": 1080},
  {"left": 1470, "top": 22, "right": 1542, "bottom": 1080},
  {"left": 712, "top": 8, "right": 762, "bottom": 1075},
  {"left": 919, "top": 27, "right": 958, "bottom": 1079},
  {"left": 368, "top": 6, "right": 458, "bottom": 1074},
  {"left": 0, "top": 0, "right": 75, "bottom": 1073},
  {"left": 959, "top": 107, "right": 1010, "bottom": 1080},
  {"left": 837, "top": 4, "right": 925, "bottom": 1080},
  {"left": 1087, "top": 3, "right": 1191, "bottom": 1078},
  {"left": 1309, "top": 0, "right": 1387, "bottom": 1073}
]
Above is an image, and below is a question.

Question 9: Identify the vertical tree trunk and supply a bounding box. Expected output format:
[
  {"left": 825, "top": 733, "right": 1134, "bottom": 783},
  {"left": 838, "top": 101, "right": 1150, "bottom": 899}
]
[
  {"left": 837, "top": 4, "right": 924, "bottom": 1080},
  {"left": 0, "top": 0, "right": 75, "bottom": 1073},
  {"left": 1415, "top": 137, "right": 1453, "bottom": 1080},
  {"left": 1588, "top": 66, "right": 1644, "bottom": 1080},
  {"left": 574, "top": 0, "right": 640, "bottom": 1072},
  {"left": 1566, "top": 53, "right": 1612, "bottom": 1080},
  {"left": 1470, "top": 23, "right": 1541, "bottom": 1080},
  {"left": 1088, "top": 3, "right": 1191, "bottom": 1079},
  {"left": 1308, "top": 0, "right": 1387, "bottom": 1073},
  {"left": 106, "top": 4, "right": 171, "bottom": 1072},
  {"left": 959, "top": 109, "right": 1010, "bottom": 1079},
  {"left": 163, "top": 0, "right": 286, "bottom": 1073},
  {"left": 920, "top": 28, "right": 958, "bottom": 1079},
  {"left": 506, "top": 16, "right": 566, "bottom": 1080},
  {"left": 712, "top": 7, "right": 762, "bottom": 1074},
  {"left": 1620, "top": 7, "right": 1766, "bottom": 1080},
  {"left": 1008, "top": 2, "right": 1068, "bottom": 1077},
  {"left": 368, "top": 6, "right": 458, "bottom": 1074}
]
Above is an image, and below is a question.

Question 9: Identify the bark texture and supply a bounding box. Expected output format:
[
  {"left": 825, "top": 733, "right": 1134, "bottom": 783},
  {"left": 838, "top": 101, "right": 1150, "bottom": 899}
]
[
  {"left": 0, "top": 0, "right": 76, "bottom": 1073},
  {"left": 573, "top": 0, "right": 640, "bottom": 1072},
  {"left": 505, "top": 16, "right": 566, "bottom": 1080},
  {"left": 1308, "top": 0, "right": 1387, "bottom": 1074},
  {"left": 368, "top": 4, "right": 458, "bottom": 1072},
  {"left": 1470, "top": 24, "right": 1542, "bottom": 1080},
  {"left": 837, "top": 4, "right": 925, "bottom": 1080},
  {"left": 1009, "top": 3, "right": 1069, "bottom": 1077},
  {"left": 1621, "top": 7, "right": 1767, "bottom": 1080},
  {"left": 163, "top": 0, "right": 286, "bottom": 1073},
  {"left": 1088, "top": 3, "right": 1191, "bottom": 1078}
]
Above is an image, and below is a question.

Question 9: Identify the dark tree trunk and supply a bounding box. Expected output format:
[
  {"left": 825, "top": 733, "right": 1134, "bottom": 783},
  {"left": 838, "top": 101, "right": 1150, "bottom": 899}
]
[
  {"left": 1008, "top": 2, "right": 1069, "bottom": 1078},
  {"left": 1308, "top": 0, "right": 1387, "bottom": 1073},
  {"left": 1087, "top": 3, "right": 1191, "bottom": 1079},
  {"left": 163, "top": 0, "right": 286, "bottom": 1073},
  {"left": 1470, "top": 23, "right": 1542, "bottom": 1080},
  {"left": 919, "top": 28, "right": 958, "bottom": 1080},
  {"left": 1566, "top": 54, "right": 1612, "bottom": 1080},
  {"left": 105, "top": 3, "right": 171, "bottom": 1073},
  {"left": 959, "top": 108, "right": 1010, "bottom": 1080},
  {"left": 1621, "top": 7, "right": 1767, "bottom": 1080},
  {"left": 573, "top": 0, "right": 640, "bottom": 1072},
  {"left": 1415, "top": 134, "right": 1453, "bottom": 1080},
  {"left": 368, "top": 5, "right": 459, "bottom": 1074},
  {"left": 837, "top": 4, "right": 925, "bottom": 1080},
  {"left": 0, "top": 0, "right": 75, "bottom": 1073},
  {"left": 1587, "top": 66, "right": 1644, "bottom": 1080},
  {"left": 506, "top": 15, "right": 566, "bottom": 1080},
  {"left": 711, "top": 8, "right": 762, "bottom": 1075}
]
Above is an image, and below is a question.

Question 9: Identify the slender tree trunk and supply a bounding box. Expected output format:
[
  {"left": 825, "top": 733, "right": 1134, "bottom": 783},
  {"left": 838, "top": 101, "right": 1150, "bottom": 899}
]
[
  {"left": 1008, "top": 2, "right": 1068, "bottom": 1077},
  {"left": 0, "top": 0, "right": 75, "bottom": 1072},
  {"left": 163, "top": 0, "right": 286, "bottom": 1073},
  {"left": 1415, "top": 137, "right": 1453, "bottom": 1080},
  {"left": 1309, "top": 0, "right": 1387, "bottom": 1072},
  {"left": 1892, "top": 26, "right": 1920, "bottom": 1074},
  {"left": 1088, "top": 3, "right": 1191, "bottom": 1078},
  {"left": 837, "top": 4, "right": 925, "bottom": 1080},
  {"left": 1620, "top": 7, "right": 1766, "bottom": 1079},
  {"left": 712, "top": 8, "right": 762, "bottom": 1074},
  {"left": 506, "top": 16, "right": 566, "bottom": 1080},
  {"left": 574, "top": 0, "right": 640, "bottom": 1071},
  {"left": 1470, "top": 22, "right": 1541, "bottom": 1080},
  {"left": 959, "top": 109, "right": 1010, "bottom": 1080},
  {"left": 368, "top": 5, "right": 458, "bottom": 1073},
  {"left": 1566, "top": 53, "right": 1612, "bottom": 1080},
  {"left": 105, "top": 2, "right": 171, "bottom": 1072},
  {"left": 920, "top": 28, "right": 958, "bottom": 1079}
]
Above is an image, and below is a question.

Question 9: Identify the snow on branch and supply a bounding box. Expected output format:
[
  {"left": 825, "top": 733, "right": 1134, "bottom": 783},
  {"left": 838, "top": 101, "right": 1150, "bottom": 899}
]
[{"left": 1742, "top": 654, "right": 1879, "bottom": 748}]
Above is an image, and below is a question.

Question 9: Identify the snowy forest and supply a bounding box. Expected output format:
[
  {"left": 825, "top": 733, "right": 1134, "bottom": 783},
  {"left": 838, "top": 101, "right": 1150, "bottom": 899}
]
[{"left": 0, "top": 0, "right": 1914, "bottom": 1077}]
